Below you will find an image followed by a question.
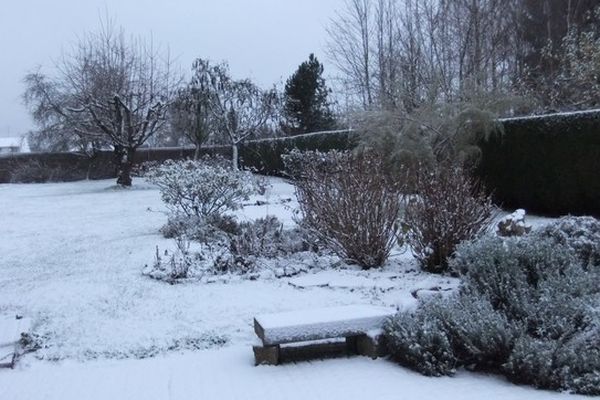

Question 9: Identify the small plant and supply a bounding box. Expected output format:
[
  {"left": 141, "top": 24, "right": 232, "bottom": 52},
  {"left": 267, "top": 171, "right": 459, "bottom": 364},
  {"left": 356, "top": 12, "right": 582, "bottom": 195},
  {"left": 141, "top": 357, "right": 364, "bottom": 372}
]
[
  {"left": 159, "top": 214, "right": 239, "bottom": 243},
  {"left": 145, "top": 237, "right": 199, "bottom": 283},
  {"left": 496, "top": 209, "right": 532, "bottom": 237},
  {"left": 145, "top": 158, "right": 263, "bottom": 220},
  {"left": 403, "top": 163, "right": 496, "bottom": 273},
  {"left": 284, "top": 149, "right": 405, "bottom": 269},
  {"left": 230, "top": 216, "right": 311, "bottom": 259}
]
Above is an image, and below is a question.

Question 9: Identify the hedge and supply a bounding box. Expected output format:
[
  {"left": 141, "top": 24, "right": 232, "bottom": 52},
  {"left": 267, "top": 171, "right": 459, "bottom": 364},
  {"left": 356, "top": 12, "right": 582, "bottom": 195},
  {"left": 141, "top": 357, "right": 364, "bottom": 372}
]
[
  {"left": 478, "top": 110, "right": 600, "bottom": 217},
  {"left": 2, "top": 115, "right": 598, "bottom": 217},
  {"left": 0, "top": 130, "right": 356, "bottom": 183},
  {"left": 236, "top": 129, "right": 358, "bottom": 175}
]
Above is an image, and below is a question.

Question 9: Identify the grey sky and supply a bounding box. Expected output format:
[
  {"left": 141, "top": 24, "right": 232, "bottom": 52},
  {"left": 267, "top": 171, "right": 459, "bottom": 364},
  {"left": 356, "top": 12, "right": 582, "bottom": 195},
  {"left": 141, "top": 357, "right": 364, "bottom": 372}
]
[{"left": 0, "top": 0, "right": 345, "bottom": 137}]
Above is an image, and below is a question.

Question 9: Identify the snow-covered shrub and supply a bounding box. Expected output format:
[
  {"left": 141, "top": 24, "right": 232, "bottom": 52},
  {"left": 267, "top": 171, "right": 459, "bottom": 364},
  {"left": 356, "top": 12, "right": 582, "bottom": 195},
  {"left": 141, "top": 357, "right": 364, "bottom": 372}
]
[
  {"left": 496, "top": 209, "right": 532, "bottom": 237},
  {"left": 148, "top": 216, "right": 315, "bottom": 280},
  {"left": 534, "top": 216, "right": 600, "bottom": 267},
  {"left": 439, "top": 292, "right": 519, "bottom": 370},
  {"left": 385, "top": 299, "right": 457, "bottom": 376},
  {"left": 403, "top": 163, "right": 495, "bottom": 273},
  {"left": 505, "top": 331, "right": 600, "bottom": 395},
  {"left": 145, "top": 237, "right": 200, "bottom": 283},
  {"left": 386, "top": 293, "right": 517, "bottom": 376},
  {"left": 451, "top": 236, "right": 582, "bottom": 320},
  {"left": 284, "top": 149, "right": 405, "bottom": 269},
  {"left": 145, "top": 158, "right": 262, "bottom": 219},
  {"left": 229, "top": 216, "right": 311, "bottom": 259},
  {"left": 160, "top": 214, "right": 238, "bottom": 243},
  {"left": 385, "top": 234, "right": 600, "bottom": 395},
  {"left": 213, "top": 217, "right": 314, "bottom": 274}
]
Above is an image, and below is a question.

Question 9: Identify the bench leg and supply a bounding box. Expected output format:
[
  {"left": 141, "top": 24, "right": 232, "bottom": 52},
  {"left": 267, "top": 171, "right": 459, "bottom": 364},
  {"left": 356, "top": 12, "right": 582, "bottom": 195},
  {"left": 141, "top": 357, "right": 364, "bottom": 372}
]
[
  {"left": 253, "top": 344, "right": 280, "bottom": 366},
  {"left": 356, "top": 334, "right": 388, "bottom": 359},
  {"left": 345, "top": 336, "right": 359, "bottom": 354}
]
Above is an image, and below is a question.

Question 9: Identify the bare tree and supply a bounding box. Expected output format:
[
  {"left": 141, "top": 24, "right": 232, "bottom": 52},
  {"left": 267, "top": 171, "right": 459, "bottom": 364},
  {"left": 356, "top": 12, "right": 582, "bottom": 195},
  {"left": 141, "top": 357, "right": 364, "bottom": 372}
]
[
  {"left": 327, "top": 0, "right": 528, "bottom": 113},
  {"left": 169, "top": 59, "right": 217, "bottom": 159},
  {"left": 327, "top": 0, "right": 375, "bottom": 109},
  {"left": 193, "top": 59, "right": 277, "bottom": 169},
  {"left": 23, "top": 20, "right": 179, "bottom": 186}
]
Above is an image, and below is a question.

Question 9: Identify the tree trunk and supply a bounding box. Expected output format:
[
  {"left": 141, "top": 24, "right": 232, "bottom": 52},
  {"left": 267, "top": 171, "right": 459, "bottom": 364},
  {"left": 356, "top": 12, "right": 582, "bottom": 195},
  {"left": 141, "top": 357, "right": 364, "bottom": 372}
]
[
  {"left": 231, "top": 143, "right": 239, "bottom": 170},
  {"left": 115, "top": 146, "right": 135, "bottom": 187},
  {"left": 194, "top": 145, "right": 200, "bottom": 161}
]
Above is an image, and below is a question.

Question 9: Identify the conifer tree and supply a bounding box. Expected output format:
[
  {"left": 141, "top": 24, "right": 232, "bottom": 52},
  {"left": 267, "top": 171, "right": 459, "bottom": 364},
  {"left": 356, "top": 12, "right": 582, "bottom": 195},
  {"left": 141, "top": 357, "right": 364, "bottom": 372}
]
[{"left": 283, "top": 54, "right": 336, "bottom": 134}]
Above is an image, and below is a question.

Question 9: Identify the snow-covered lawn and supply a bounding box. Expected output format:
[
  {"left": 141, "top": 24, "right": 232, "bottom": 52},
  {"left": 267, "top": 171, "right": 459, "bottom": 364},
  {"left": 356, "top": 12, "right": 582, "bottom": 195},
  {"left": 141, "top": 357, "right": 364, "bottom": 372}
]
[
  {"left": 0, "top": 346, "right": 585, "bottom": 400},
  {"left": 0, "top": 178, "right": 580, "bottom": 399}
]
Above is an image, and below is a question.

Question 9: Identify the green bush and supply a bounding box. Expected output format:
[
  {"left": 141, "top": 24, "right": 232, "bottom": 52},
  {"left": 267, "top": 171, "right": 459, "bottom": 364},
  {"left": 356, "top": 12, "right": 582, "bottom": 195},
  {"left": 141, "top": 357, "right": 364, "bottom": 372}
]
[
  {"left": 385, "top": 232, "right": 600, "bottom": 395},
  {"left": 385, "top": 300, "right": 457, "bottom": 376},
  {"left": 534, "top": 216, "right": 600, "bottom": 267}
]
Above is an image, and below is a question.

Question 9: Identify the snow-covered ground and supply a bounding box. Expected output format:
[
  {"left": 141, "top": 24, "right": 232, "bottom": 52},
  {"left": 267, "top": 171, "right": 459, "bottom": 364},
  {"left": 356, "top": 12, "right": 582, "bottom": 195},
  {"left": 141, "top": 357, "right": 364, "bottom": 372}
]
[
  {"left": 0, "top": 177, "right": 578, "bottom": 399},
  {"left": 1, "top": 346, "right": 585, "bottom": 400}
]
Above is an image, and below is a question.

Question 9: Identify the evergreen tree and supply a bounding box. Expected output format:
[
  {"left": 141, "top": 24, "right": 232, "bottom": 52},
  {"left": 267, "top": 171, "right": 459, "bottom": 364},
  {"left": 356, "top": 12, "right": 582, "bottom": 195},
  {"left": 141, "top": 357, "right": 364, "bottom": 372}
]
[{"left": 283, "top": 54, "right": 336, "bottom": 134}]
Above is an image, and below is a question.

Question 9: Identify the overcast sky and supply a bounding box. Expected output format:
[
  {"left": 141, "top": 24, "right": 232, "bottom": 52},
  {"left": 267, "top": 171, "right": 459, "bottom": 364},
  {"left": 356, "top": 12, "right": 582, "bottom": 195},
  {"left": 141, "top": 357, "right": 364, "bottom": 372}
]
[{"left": 0, "top": 0, "right": 345, "bottom": 137}]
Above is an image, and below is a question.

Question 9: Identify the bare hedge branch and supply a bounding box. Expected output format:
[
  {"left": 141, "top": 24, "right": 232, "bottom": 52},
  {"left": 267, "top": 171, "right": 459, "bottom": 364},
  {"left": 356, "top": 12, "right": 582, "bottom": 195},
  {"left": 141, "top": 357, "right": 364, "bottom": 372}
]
[
  {"left": 284, "top": 149, "right": 405, "bottom": 269},
  {"left": 404, "top": 162, "right": 496, "bottom": 273}
]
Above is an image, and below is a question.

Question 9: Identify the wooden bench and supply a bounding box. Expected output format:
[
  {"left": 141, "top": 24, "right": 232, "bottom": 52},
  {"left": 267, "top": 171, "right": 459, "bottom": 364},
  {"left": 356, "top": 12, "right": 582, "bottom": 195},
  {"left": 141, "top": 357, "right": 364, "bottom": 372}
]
[
  {"left": 0, "top": 316, "right": 31, "bottom": 369},
  {"left": 253, "top": 305, "right": 395, "bottom": 365}
]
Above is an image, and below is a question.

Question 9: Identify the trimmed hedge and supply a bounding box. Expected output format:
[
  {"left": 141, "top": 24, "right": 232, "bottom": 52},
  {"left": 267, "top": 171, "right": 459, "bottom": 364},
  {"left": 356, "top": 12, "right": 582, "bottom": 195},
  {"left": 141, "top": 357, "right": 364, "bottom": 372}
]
[
  {"left": 236, "top": 129, "right": 358, "bottom": 175},
  {"left": 478, "top": 110, "right": 600, "bottom": 217},
  {"left": 0, "top": 130, "right": 355, "bottom": 183},
  {"left": 2, "top": 114, "right": 598, "bottom": 218},
  {"left": 0, "top": 147, "right": 212, "bottom": 183}
]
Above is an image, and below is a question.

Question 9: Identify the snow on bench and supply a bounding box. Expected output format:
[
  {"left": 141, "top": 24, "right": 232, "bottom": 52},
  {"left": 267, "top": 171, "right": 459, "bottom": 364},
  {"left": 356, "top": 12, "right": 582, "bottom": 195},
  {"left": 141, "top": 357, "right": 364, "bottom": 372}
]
[
  {"left": 253, "top": 305, "right": 396, "bottom": 365},
  {"left": 0, "top": 316, "right": 31, "bottom": 368}
]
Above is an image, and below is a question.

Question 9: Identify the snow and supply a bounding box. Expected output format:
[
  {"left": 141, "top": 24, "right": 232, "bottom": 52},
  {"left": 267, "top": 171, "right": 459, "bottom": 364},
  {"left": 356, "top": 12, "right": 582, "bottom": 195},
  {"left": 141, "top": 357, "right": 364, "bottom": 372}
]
[
  {"left": 498, "top": 108, "right": 600, "bottom": 122},
  {"left": 0, "top": 346, "right": 587, "bottom": 400},
  {"left": 0, "top": 136, "right": 25, "bottom": 148},
  {"left": 0, "top": 177, "right": 438, "bottom": 361},
  {"left": 0, "top": 316, "right": 30, "bottom": 367},
  {"left": 246, "top": 128, "right": 353, "bottom": 143},
  {"left": 0, "top": 136, "right": 29, "bottom": 154},
  {"left": 0, "top": 176, "right": 571, "bottom": 399},
  {"left": 255, "top": 305, "right": 395, "bottom": 345}
]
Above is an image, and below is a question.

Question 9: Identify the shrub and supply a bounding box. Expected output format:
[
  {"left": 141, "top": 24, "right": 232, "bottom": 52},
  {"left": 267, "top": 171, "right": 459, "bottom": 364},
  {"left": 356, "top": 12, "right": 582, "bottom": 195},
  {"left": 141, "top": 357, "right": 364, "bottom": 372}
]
[
  {"left": 145, "top": 158, "right": 262, "bottom": 220},
  {"left": 9, "top": 158, "right": 86, "bottom": 183},
  {"left": 403, "top": 163, "right": 496, "bottom": 273},
  {"left": 453, "top": 236, "right": 597, "bottom": 336},
  {"left": 230, "top": 216, "right": 311, "bottom": 259},
  {"left": 148, "top": 216, "right": 314, "bottom": 280},
  {"left": 496, "top": 209, "right": 532, "bottom": 237},
  {"left": 215, "top": 217, "right": 314, "bottom": 274},
  {"left": 284, "top": 149, "right": 404, "bottom": 269},
  {"left": 385, "top": 300, "right": 457, "bottom": 377},
  {"left": 145, "top": 237, "right": 199, "bottom": 283},
  {"left": 386, "top": 292, "right": 518, "bottom": 376},
  {"left": 504, "top": 330, "right": 600, "bottom": 395},
  {"left": 534, "top": 216, "right": 600, "bottom": 267},
  {"left": 159, "top": 214, "right": 238, "bottom": 243},
  {"left": 385, "top": 234, "right": 600, "bottom": 395}
]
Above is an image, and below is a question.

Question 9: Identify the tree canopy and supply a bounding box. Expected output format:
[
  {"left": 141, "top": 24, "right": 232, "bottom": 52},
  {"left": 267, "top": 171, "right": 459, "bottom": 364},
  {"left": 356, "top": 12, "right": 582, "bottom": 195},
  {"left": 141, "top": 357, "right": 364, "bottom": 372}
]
[{"left": 283, "top": 54, "right": 336, "bottom": 134}]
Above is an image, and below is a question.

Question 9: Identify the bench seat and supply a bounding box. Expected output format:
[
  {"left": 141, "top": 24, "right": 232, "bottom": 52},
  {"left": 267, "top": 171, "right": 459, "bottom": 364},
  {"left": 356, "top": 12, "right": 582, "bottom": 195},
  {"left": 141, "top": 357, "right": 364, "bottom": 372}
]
[{"left": 253, "top": 305, "right": 395, "bottom": 365}]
